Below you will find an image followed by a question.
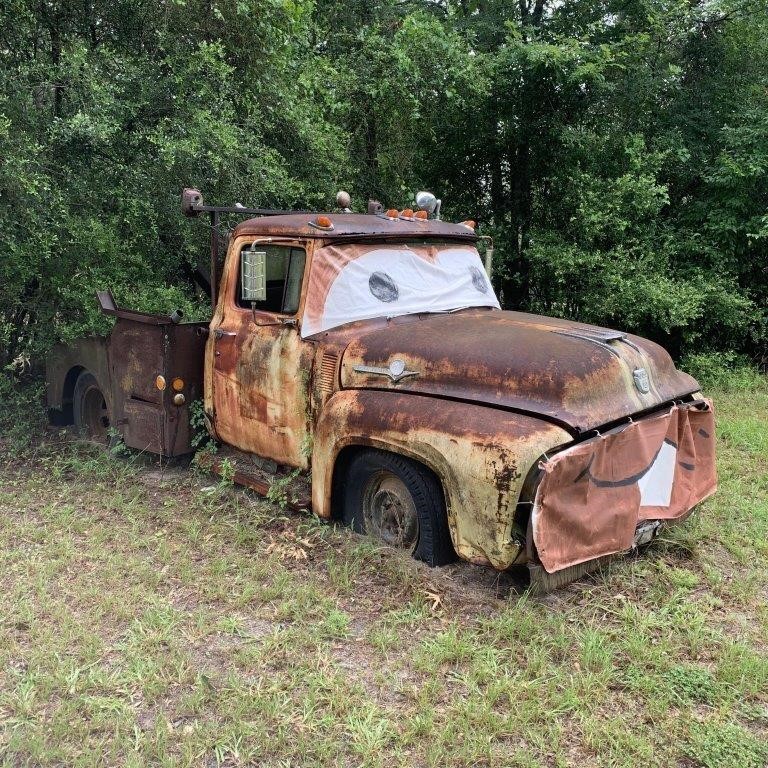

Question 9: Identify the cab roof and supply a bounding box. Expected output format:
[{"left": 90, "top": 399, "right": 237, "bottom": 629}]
[{"left": 233, "top": 213, "right": 478, "bottom": 241}]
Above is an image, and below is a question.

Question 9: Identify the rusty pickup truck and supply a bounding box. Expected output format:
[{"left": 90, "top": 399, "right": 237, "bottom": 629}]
[{"left": 47, "top": 189, "right": 717, "bottom": 591}]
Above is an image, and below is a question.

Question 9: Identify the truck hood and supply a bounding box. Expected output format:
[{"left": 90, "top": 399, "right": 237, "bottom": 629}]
[{"left": 338, "top": 309, "right": 700, "bottom": 433}]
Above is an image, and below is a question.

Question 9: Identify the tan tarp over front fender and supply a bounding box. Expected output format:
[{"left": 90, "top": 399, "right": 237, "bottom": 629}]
[{"left": 532, "top": 400, "right": 716, "bottom": 574}]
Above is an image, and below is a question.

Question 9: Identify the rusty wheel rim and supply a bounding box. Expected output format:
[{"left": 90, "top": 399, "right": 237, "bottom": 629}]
[
  {"left": 82, "top": 385, "right": 110, "bottom": 441},
  {"left": 362, "top": 471, "right": 419, "bottom": 551}
]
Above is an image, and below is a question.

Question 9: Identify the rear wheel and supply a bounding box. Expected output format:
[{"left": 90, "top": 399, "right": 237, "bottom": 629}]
[
  {"left": 341, "top": 449, "right": 455, "bottom": 566},
  {"left": 73, "top": 371, "right": 110, "bottom": 442}
]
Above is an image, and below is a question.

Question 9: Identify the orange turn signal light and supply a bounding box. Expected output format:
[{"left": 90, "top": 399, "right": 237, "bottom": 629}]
[
  {"left": 172, "top": 377, "right": 185, "bottom": 391},
  {"left": 310, "top": 215, "right": 334, "bottom": 231},
  {"left": 155, "top": 375, "right": 167, "bottom": 391}
]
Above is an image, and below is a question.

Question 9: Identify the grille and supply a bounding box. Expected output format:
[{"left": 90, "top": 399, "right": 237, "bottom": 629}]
[{"left": 318, "top": 352, "right": 338, "bottom": 393}]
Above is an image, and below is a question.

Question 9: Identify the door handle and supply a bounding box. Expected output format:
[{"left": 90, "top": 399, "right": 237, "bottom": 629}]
[{"left": 214, "top": 329, "right": 236, "bottom": 340}]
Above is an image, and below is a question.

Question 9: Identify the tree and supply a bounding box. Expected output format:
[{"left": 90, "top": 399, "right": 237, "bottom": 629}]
[{"left": 1, "top": 0, "right": 765, "bottom": 369}]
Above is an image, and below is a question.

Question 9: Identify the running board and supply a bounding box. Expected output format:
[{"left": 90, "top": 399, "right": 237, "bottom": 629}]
[{"left": 197, "top": 448, "right": 311, "bottom": 512}]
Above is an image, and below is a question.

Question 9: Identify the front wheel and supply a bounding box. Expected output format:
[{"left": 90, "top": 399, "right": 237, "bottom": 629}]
[
  {"left": 73, "top": 371, "right": 110, "bottom": 442},
  {"left": 341, "top": 449, "right": 455, "bottom": 566}
]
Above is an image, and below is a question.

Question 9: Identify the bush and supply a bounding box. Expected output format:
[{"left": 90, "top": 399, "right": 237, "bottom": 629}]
[
  {"left": 680, "top": 352, "right": 768, "bottom": 393},
  {"left": 0, "top": 372, "right": 47, "bottom": 454}
]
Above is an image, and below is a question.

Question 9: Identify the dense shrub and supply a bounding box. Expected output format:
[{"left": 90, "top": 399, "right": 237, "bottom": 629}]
[{"left": 1, "top": 0, "right": 765, "bottom": 368}]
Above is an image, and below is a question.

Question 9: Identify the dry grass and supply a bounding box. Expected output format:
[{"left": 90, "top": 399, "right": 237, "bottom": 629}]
[{"left": 1, "top": 381, "right": 767, "bottom": 767}]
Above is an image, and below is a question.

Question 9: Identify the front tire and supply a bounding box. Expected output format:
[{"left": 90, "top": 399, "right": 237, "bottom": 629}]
[
  {"left": 73, "top": 371, "right": 110, "bottom": 442},
  {"left": 341, "top": 449, "right": 455, "bottom": 566}
]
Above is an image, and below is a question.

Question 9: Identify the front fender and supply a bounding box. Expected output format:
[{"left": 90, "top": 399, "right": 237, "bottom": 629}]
[{"left": 311, "top": 390, "right": 571, "bottom": 569}]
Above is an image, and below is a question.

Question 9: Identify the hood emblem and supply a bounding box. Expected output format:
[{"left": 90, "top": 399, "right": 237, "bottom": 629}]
[
  {"left": 633, "top": 367, "right": 650, "bottom": 394},
  {"left": 353, "top": 359, "right": 419, "bottom": 383}
]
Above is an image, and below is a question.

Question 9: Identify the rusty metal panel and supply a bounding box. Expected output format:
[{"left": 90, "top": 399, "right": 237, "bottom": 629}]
[
  {"left": 108, "top": 319, "right": 165, "bottom": 454},
  {"left": 532, "top": 400, "right": 716, "bottom": 573},
  {"left": 164, "top": 322, "right": 207, "bottom": 455},
  {"left": 233, "top": 213, "right": 478, "bottom": 243},
  {"left": 97, "top": 290, "right": 181, "bottom": 325},
  {"left": 46, "top": 337, "right": 111, "bottom": 415},
  {"left": 122, "top": 400, "right": 165, "bottom": 452},
  {"left": 205, "top": 235, "right": 314, "bottom": 468},
  {"left": 107, "top": 318, "right": 206, "bottom": 456},
  {"left": 337, "top": 309, "right": 700, "bottom": 433},
  {"left": 311, "top": 389, "right": 572, "bottom": 570},
  {"left": 208, "top": 317, "right": 314, "bottom": 467},
  {"left": 109, "top": 320, "right": 165, "bottom": 405}
]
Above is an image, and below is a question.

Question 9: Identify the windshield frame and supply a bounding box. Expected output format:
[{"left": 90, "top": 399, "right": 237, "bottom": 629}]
[{"left": 301, "top": 238, "right": 499, "bottom": 337}]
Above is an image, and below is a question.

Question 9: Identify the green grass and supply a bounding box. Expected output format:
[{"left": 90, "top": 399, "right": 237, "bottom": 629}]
[{"left": 1, "top": 377, "right": 767, "bottom": 767}]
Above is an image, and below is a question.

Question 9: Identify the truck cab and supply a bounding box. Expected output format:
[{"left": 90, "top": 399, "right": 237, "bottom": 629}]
[{"left": 47, "top": 192, "right": 717, "bottom": 591}]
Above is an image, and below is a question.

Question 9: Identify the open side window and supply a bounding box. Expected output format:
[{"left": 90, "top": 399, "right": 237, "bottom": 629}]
[{"left": 237, "top": 244, "right": 306, "bottom": 315}]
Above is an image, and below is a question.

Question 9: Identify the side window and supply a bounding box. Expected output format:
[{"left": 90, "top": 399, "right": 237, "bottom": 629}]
[{"left": 237, "top": 244, "right": 306, "bottom": 314}]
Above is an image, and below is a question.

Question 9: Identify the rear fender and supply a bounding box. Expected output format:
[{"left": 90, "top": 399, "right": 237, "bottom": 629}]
[
  {"left": 46, "top": 338, "right": 111, "bottom": 420},
  {"left": 311, "top": 389, "right": 571, "bottom": 569}
]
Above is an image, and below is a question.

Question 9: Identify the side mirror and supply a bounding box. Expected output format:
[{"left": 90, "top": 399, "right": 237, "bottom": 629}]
[
  {"left": 484, "top": 246, "right": 494, "bottom": 279},
  {"left": 241, "top": 248, "right": 266, "bottom": 302},
  {"left": 478, "top": 236, "right": 494, "bottom": 279}
]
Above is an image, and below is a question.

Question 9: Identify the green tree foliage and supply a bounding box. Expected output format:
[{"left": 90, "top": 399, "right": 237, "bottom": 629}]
[{"left": 1, "top": 0, "right": 765, "bottom": 370}]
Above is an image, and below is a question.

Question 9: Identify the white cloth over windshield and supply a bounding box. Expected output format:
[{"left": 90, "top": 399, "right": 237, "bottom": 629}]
[{"left": 301, "top": 243, "right": 500, "bottom": 337}]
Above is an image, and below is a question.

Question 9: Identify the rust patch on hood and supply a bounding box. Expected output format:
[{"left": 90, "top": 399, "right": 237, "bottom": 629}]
[{"left": 338, "top": 309, "right": 699, "bottom": 432}]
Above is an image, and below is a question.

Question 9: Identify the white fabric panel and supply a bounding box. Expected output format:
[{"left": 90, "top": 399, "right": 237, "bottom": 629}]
[
  {"left": 638, "top": 440, "right": 677, "bottom": 508},
  {"left": 301, "top": 245, "right": 500, "bottom": 337}
]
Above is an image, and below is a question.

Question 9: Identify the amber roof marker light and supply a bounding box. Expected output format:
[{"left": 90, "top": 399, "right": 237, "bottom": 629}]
[{"left": 309, "top": 215, "right": 334, "bottom": 231}]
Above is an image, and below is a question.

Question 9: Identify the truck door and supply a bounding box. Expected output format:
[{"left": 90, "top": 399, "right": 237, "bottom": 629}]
[{"left": 208, "top": 240, "right": 312, "bottom": 468}]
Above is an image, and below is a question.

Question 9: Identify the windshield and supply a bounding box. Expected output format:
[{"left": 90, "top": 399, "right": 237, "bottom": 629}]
[{"left": 301, "top": 241, "right": 500, "bottom": 337}]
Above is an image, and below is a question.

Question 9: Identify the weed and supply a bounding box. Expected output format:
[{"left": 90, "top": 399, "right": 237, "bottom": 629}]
[
  {"left": 107, "top": 426, "right": 130, "bottom": 457},
  {"left": 687, "top": 721, "right": 768, "bottom": 768},
  {"left": 266, "top": 467, "right": 301, "bottom": 509},
  {"left": 218, "top": 456, "right": 236, "bottom": 485},
  {"left": 664, "top": 664, "right": 719, "bottom": 704},
  {"left": 187, "top": 397, "right": 210, "bottom": 449},
  {"left": 191, "top": 439, "right": 218, "bottom": 473},
  {"left": 0, "top": 375, "right": 46, "bottom": 454},
  {"left": 1, "top": 374, "right": 767, "bottom": 766}
]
